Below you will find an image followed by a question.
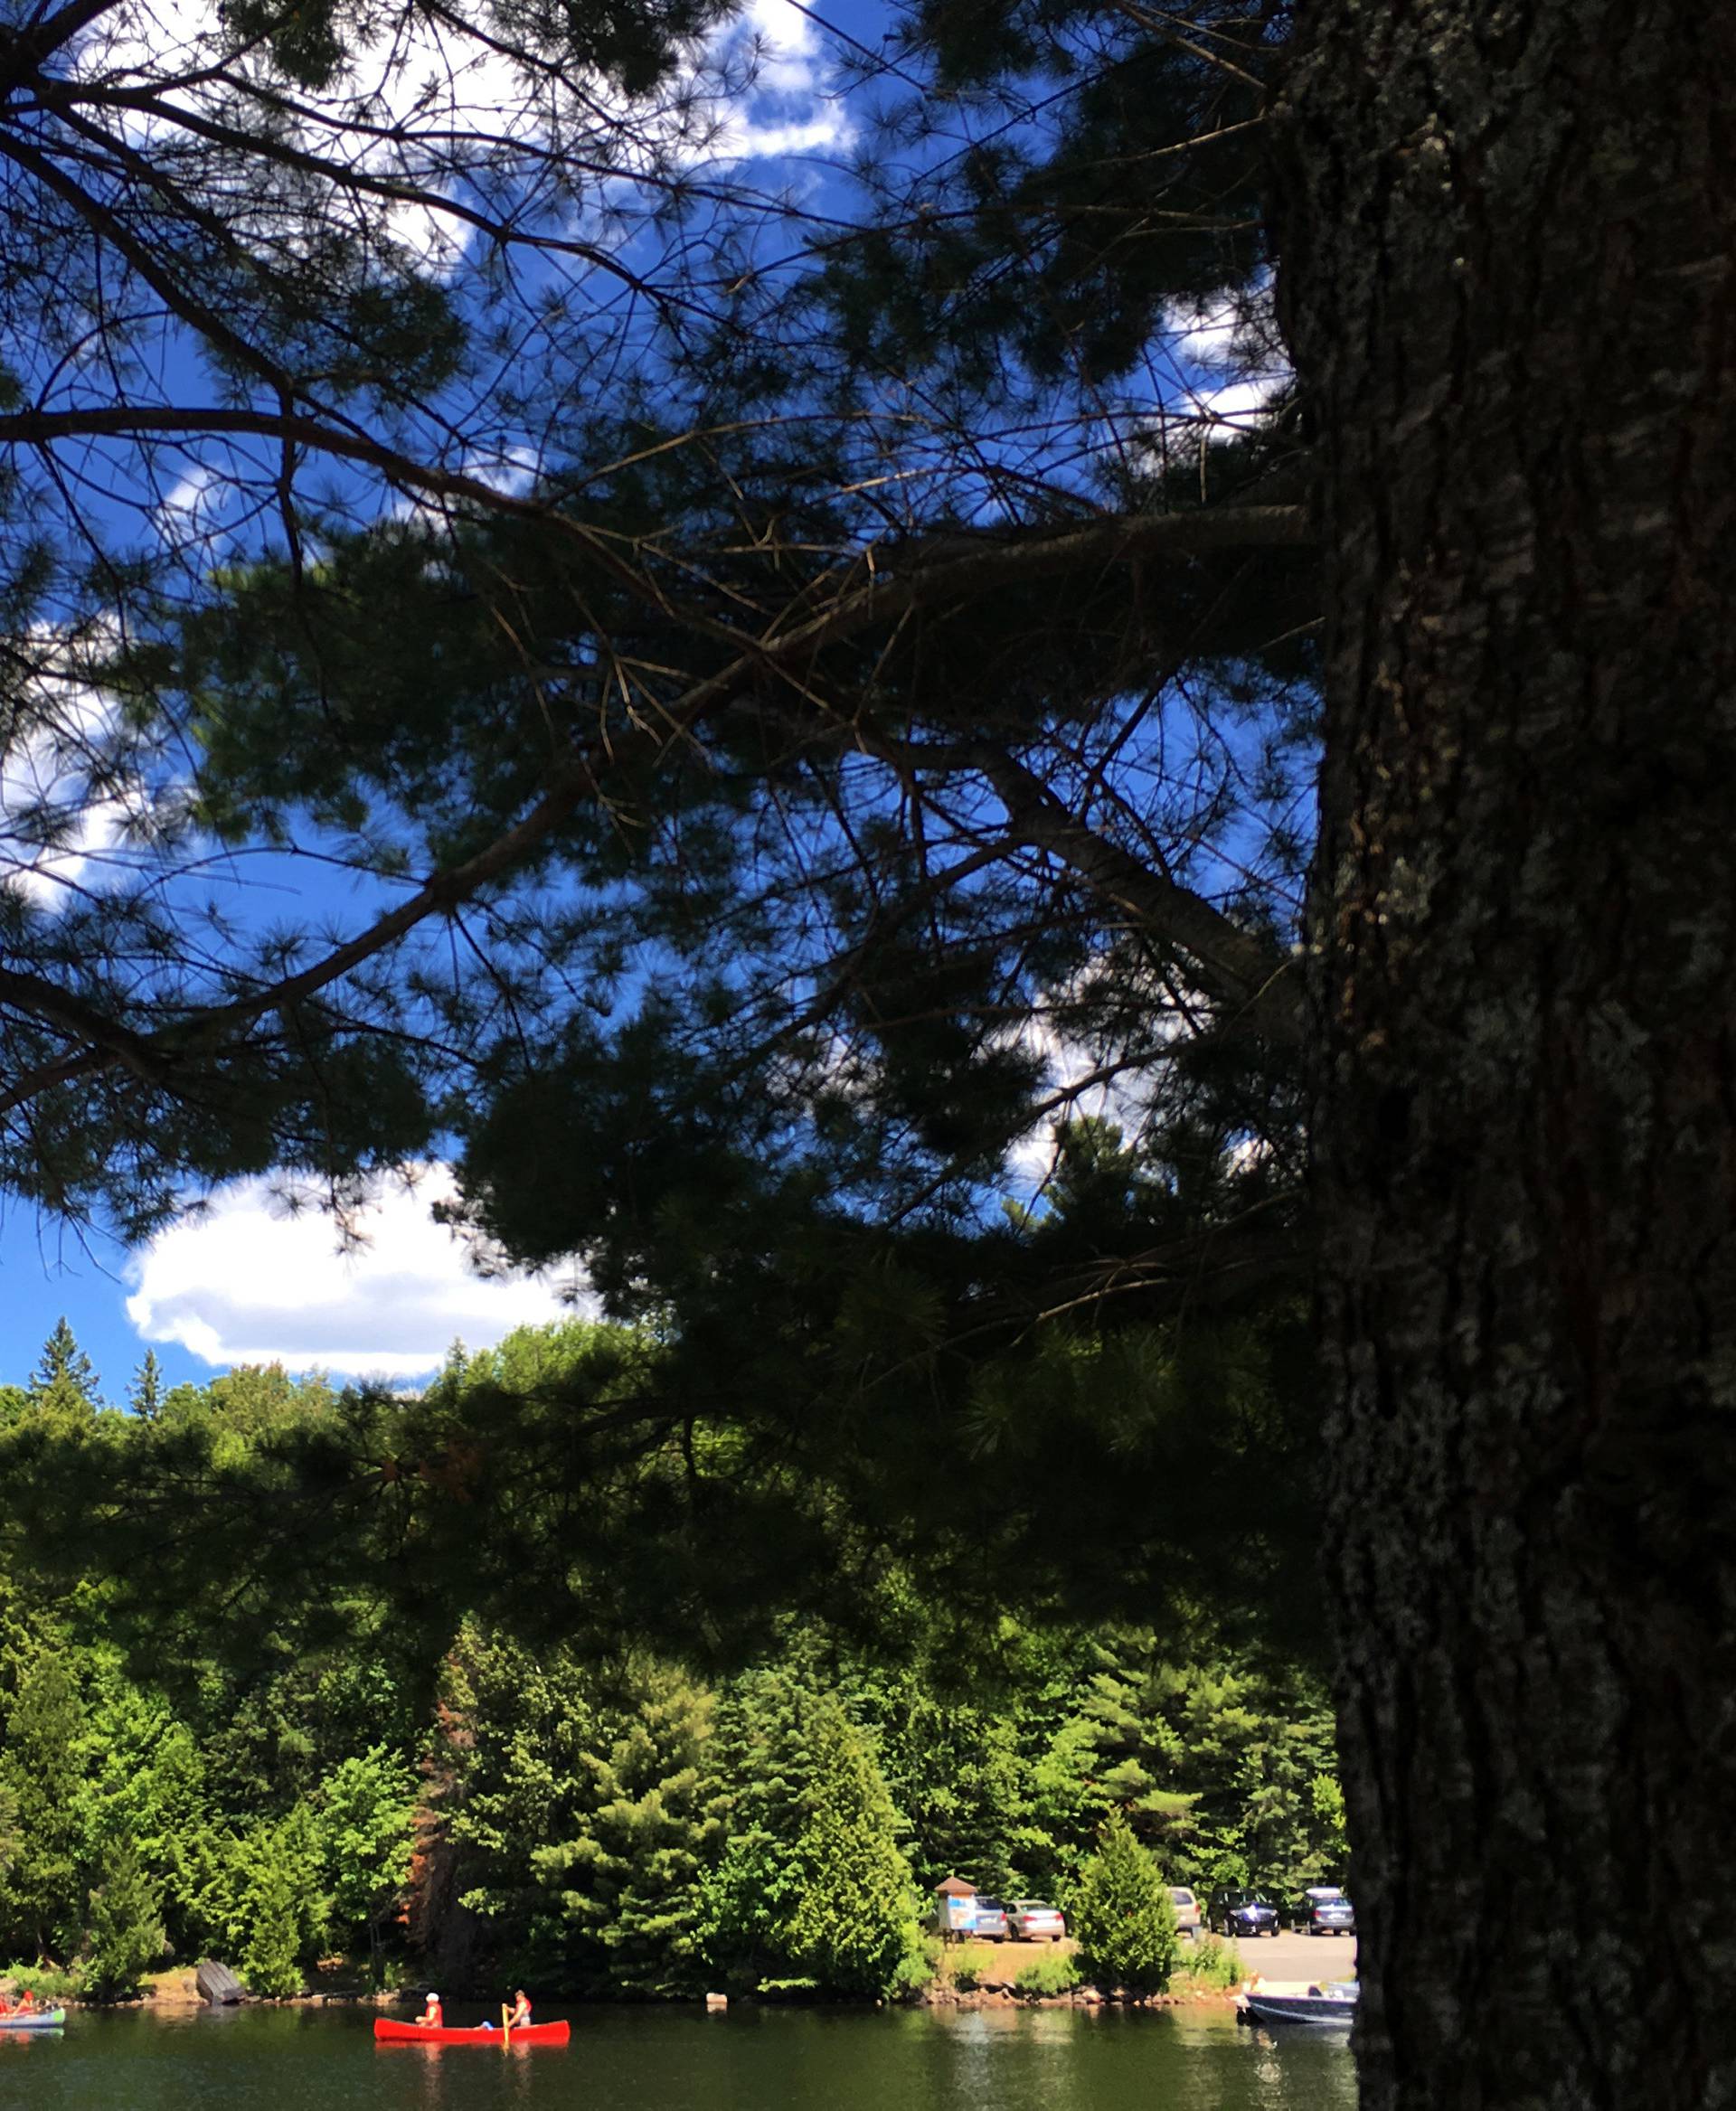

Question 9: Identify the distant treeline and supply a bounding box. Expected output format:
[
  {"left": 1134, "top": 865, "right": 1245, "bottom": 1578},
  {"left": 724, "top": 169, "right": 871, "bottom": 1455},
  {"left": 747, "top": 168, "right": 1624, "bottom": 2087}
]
[{"left": 0, "top": 1320, "right": 1345, "bottom": 2001}]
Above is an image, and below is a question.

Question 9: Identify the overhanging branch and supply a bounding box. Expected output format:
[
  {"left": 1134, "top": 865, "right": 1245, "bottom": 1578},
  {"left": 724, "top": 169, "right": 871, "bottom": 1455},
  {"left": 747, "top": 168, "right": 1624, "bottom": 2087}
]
[
  {"left": 976, "top": 747, "right": 1303, "bottom": 1039},
  {"left": 0, "top": 495, "right": 1313, "bottom": 1117}
]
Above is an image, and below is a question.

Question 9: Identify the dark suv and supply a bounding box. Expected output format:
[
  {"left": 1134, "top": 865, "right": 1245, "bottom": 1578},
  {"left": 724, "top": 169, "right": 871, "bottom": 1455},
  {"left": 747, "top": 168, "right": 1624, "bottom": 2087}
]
[
  {"left": 1288, "top": 1885, "right": 1355, "bottom": 1937},
  {"left": 1208, "top": 1888, "right": 1279, "bottom": 1938}
]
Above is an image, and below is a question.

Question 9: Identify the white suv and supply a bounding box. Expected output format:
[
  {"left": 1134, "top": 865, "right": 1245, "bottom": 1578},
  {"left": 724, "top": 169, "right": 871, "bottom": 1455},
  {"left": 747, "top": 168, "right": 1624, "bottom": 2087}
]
[{"left": 1170, "top": 1887, "right": 1203, "bottom": 1937}]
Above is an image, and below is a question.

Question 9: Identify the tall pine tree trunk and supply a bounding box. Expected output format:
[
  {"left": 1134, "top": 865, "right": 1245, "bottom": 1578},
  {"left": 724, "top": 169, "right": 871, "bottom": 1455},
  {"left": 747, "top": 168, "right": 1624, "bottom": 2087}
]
[{"left": 1277, "top": 4, "right": 1736, "bottom": 2105}]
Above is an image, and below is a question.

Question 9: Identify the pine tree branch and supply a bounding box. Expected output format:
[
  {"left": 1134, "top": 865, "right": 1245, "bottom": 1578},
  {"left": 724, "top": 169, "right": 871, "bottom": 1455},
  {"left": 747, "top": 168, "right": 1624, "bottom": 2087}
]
[
  {"left": 770, "top": 506, "right": 1312, "bottom": 653},
  {"left": 0, "top": 0, "right": 122, "bottom": 95},
  {"left": 973, "top": 747, "right": 1302, "bottom": 1038},
  {"left": 0, "top": 963, "right": 175, "bottom": 1089},
  {"left": 0, "top": 501, "right": 1311, "bottom": 1117},
  {"left": 31, "top": 74, "right": 685, "bottom": 317}
]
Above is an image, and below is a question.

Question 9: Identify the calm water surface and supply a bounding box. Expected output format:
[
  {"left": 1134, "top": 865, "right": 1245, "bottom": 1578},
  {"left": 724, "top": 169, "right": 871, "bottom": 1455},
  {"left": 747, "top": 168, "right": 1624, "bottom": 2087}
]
[{"left": 0, "top": 2003, "right": 1356, "bottom": 2111}]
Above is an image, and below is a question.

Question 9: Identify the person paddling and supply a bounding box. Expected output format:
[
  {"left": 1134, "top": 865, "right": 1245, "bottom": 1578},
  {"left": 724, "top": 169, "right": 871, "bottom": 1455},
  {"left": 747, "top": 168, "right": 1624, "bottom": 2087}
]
[
  {"left": 414, "top": 1990, "right": 443, "bottom": 2029},
  {"left": 505, "top": 1989, "right": 532, "bottom": 2031}
]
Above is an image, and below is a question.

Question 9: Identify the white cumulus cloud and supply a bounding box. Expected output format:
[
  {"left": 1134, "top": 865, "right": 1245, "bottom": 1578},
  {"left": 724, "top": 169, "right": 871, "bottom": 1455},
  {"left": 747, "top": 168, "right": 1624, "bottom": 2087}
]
[
  {"left": 0, "top": 648, "right": 143, "bottom": 909},
  {"left": 126, "top": 1166, "right": 587, "bottom": 1379},
  {"left": 1162, "top": 282, "right": 1291, "bottom": 443},
  {"left": 712, "top": 0, "right": 852, "bottom": 161},
  {"left": 742, "top": 0, "right": 823, "bottom": 95}
]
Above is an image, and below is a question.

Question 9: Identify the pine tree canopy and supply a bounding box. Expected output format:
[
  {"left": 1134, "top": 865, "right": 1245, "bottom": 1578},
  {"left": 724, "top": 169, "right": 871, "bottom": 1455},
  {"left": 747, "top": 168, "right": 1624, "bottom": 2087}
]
[
  {"left": 0, "top": 0, "right": 1324, "bottom": 1654},
  {"left": 0, "top": 0, "right": 1307, "bottom": 1237}
]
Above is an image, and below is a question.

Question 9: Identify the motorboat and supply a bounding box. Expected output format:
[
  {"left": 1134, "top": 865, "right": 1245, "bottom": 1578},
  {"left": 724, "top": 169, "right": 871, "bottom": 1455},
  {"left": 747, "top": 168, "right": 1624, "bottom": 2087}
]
[{"left": 1237, "top": 1979, "right": 1358, "bottom": 2027}]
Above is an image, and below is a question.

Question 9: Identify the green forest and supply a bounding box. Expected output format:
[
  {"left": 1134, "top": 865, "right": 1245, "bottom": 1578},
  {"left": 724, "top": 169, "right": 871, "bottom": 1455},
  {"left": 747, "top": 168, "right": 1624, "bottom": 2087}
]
[{"left": 0, "top": 1318, "right": 1343, "bottom": 2003}]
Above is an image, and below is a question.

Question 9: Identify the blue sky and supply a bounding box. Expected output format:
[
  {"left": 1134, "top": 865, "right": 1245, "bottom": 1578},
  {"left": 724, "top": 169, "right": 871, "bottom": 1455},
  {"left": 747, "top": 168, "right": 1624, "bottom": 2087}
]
[
  {"left": 0, "top": 1204, "right": 167, "bottom": 1398},
  {"left": 0, "top": 1169, "right": 585, "bottom": 1399}
]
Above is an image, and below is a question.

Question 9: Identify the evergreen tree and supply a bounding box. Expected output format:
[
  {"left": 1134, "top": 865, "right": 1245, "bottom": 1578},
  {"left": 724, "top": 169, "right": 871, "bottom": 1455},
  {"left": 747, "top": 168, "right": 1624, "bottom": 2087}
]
[
  {"left": 535, "top": 1662, "right": 726, "bottom": 1998},
  {"left": 1068, "top": 1811, "right": 1177, "bottom": 1997},
  {"left": 179, "top": 1827, "right": 257, "bottom": 1965},
  {"left": 697, "top": 1667, "right": 817, "bottom": 1992},
  {"left": 31, "top": 1320, "right": 99, "bottom": 1396},
  {"left": 439, "top": 1626, "right": 606, "bottom": 1987},
  {"left": 1020, "top": 1713, "right": 1116, "bottom": 1896},
  {"left": 84, "top": 1840, "right": 167, "bottom": 2000},
  {"left": 1281, "top": 5, "right": 1736, "bottom": 2098},
  {"left": 1230, "top": 1709, "right": 1344, "bottom": 1897},
  {"left": 1073, "top": 1634, "right": 1342, "bottom": 1893},
  {"left": 1309, "top": 1775, "right": 1350, "bottom": 1885},
  {"left": 871, "top": 1687, "right": 1026, "bottom": 1898},
  {"left": 240, "top": 1837, "right": 307, "bottom": 1998},
  {"left": 787, "top": 1698, "right": 917, "bottom": 1998},
  {"left": 1080, "top": 1635, "right": 1204, "bottom": 1851},
  {"left": 84, "top": 1657, "right": 208, "bottom": 1958},
  {"left": 27, "top": 1321, "right": 100, "bottom": 1423},
  {"left": 0, "top": 1778, "right": 17, "bottom": 1896},
  {"left": 127, "top": 1353, "right": 165, "bottom": 1423},
  {"left": 0, "top": 1644, "right": 91, "bottom": 1956}
]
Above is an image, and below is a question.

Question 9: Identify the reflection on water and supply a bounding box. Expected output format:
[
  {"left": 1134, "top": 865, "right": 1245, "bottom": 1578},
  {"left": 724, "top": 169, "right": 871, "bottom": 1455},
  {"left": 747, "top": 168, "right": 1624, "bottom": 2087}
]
[{"left": 7, "top": 2001, "right": 1356, "bottom": 2111}]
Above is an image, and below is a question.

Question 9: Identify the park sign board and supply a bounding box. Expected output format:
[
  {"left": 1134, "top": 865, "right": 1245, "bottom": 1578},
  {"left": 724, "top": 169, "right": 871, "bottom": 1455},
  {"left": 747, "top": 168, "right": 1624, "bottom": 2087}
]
[{"left": 932, "top": 1877, "right": 978, "bottom": 1935}]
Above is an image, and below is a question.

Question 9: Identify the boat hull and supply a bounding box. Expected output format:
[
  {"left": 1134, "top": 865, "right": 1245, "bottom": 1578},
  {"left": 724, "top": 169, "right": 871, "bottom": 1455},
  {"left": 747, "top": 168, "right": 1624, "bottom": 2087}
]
[
  {"left": 1239, "top": 1992, "right": 1356, "bottom": 2028},
  {"left": 0, "top": 2009, "right": 65, "bottom": 2031},
  {"left": 374, "top": 2018, "right": 570, "bottom": 2046}
]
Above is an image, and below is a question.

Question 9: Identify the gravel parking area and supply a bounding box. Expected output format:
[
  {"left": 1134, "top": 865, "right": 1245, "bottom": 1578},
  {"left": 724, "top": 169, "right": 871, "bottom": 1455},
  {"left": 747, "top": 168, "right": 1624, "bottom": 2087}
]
[
  {"left": 986, "top": 1929, "right": 1357, "bottom": 1984},
  {"left": 1224, "top": 1928, "right": 1358, "bottom": 1981}
]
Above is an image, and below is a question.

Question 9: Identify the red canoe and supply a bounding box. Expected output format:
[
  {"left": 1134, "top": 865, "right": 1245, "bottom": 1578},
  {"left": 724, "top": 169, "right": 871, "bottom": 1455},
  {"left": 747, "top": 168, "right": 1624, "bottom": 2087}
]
[{"left": 374, "top": 2018, "right": 571, "bottom": 2047}]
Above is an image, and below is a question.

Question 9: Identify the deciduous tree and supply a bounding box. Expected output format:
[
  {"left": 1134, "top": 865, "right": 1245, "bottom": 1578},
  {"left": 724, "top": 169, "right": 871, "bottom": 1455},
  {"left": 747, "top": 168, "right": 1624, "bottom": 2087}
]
[{"left": 317, "top": 1747, "right": 416, "bottom": 1987}]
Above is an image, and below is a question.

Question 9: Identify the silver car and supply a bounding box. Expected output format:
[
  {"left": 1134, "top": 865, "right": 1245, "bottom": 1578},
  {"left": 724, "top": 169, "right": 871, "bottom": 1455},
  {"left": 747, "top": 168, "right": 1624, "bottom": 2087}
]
[
  {"left": 1170, "top": 1887, "right": 1203, "bottom": 1937},
  {"left": 1006, "top": 1899, "right": 1066, "bottom": 1941},
  {"left": 1290, "top": 1885, "right": 1356, "bottom": 1936}
]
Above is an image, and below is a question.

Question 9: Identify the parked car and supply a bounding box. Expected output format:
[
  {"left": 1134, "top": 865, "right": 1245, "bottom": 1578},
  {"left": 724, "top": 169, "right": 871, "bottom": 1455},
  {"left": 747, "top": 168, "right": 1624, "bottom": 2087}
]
[
  {"left": 1005, "top": 1899, "right": 1066, "bottom": 1942},
  {"left": 1169, "top": 1888, "right": 1203, "bottom": 1937},
  {"left": 1288, "top": 1885, "right": 1356, "bottom": 1937},
  {"left": 971, "top": 1897, "right": 1010, "bottom": 1940},
  {"left": 1209, "top": 1887, "right": 1280, "bottom": 1938}
]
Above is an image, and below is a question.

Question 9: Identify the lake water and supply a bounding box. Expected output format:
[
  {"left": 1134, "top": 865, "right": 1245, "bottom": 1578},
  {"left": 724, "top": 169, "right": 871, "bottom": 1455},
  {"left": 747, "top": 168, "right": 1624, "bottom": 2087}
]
[{"left": 0, "top": 2003, "right": 1355, "bottom": 2111}]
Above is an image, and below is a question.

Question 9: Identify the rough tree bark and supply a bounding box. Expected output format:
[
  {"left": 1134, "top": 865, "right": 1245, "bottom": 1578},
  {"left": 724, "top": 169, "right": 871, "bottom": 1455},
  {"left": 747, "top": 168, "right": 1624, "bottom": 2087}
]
[{"left": 1277, "top": 4, "right": 1736, "bottom": 2106}]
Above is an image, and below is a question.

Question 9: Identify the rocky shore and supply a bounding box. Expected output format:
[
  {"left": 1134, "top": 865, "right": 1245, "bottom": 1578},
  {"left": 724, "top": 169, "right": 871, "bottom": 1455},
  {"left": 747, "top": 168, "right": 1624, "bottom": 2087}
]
[{"left": 920, "top": 1980, "right": 1240, "bottom": 2012}]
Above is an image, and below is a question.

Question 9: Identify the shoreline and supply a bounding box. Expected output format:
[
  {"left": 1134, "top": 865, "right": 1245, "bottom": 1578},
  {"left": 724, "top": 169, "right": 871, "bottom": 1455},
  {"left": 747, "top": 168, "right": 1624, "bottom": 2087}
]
[
  {"left": 26, "top": 1952, "right": 1252, "bottom": 2015},
  {"left": 93, "top": 1969, "right": 1244, "bottom": 2016}
]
